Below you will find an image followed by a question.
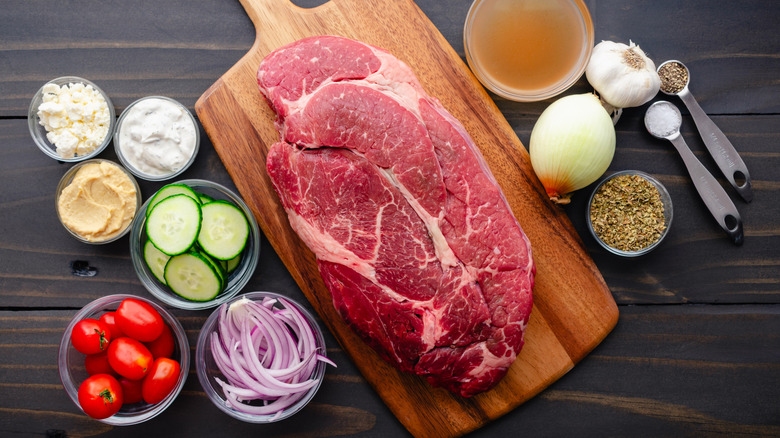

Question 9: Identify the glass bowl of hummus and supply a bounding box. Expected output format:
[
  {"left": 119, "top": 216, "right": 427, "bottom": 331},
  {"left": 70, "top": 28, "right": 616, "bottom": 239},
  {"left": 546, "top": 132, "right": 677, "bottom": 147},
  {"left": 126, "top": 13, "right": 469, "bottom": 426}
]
[
  {"left": 58, "top": 294, "right": 190, "bottom": 425},
  {"left": 129, "top": 179, "right": 261, "bottom": 310},
  {"left": 55, "top": 159, "right": 141, "bottom": 244},
  {"left": 28, "top": 76, "right": 116, "bottom": 162},
  {"left": 114, "top": 96, "right": 200, "bottom": 181}
]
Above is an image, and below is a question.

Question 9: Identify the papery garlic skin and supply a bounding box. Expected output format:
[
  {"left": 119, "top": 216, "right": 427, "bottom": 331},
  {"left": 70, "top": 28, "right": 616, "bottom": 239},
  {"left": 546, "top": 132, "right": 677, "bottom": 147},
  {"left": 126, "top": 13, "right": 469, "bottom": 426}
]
[
  {"left": 586, "top": 40, "right": 661, "bottom": 110},
  {"left": 530, "top": 93, "right": 616, "bottom": 204}
]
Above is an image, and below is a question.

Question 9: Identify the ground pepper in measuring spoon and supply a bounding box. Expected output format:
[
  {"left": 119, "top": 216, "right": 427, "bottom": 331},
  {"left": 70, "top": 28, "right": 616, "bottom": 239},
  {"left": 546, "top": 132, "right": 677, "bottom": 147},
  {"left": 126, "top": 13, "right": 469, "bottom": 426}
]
[
  {"left": 658, "top": 61, "right": 688, "bottom": 94},
  {"left": 655, "top": 60, "right": 752, "bottom": 202},
  {"left": 116, "top": 97, "right": 198, "bottom": 178}
]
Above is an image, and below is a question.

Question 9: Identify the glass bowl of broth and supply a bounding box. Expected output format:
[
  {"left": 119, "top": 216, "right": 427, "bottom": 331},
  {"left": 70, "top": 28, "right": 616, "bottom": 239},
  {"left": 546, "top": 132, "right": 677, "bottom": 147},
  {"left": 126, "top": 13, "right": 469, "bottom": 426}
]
[{"left": 464, "top": 0, "right": 594, "bottom": 102}]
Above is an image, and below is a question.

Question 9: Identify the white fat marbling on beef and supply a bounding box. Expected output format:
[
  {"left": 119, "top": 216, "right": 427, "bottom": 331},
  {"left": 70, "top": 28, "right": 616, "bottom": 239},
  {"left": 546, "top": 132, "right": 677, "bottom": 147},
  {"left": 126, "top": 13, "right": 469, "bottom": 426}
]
[{"left": 258, "top": 36, "right": 534, "bottom": 397}]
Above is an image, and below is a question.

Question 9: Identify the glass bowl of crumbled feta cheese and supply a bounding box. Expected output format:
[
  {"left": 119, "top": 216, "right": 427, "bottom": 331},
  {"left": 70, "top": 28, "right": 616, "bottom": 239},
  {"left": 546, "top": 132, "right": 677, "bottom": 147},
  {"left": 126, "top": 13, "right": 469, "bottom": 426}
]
[{"left": 28, "top": 76, "right": 116, "bottom": 162}]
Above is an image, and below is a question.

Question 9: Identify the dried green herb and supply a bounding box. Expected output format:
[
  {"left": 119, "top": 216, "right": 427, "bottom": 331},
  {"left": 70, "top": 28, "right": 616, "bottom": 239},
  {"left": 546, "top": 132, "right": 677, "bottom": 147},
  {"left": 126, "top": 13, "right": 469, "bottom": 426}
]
[
  {"left": 658, "top": 61, "right": 688, "bottom": 94},
  {"left": 590, "top": 174, "right": 666, "bottom": 252}
]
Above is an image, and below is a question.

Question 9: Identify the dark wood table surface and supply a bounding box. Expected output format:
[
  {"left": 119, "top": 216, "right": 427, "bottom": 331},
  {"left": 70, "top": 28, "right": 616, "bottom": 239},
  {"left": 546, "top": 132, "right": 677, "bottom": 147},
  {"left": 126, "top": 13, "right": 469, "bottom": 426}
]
[{"left": 1, "top": 0, "right": 778, "bottom": 437}]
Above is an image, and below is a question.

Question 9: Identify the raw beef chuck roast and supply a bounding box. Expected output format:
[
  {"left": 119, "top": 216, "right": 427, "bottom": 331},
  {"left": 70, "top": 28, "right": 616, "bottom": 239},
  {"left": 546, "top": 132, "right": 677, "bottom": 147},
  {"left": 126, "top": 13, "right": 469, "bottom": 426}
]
[{"left": 257, "top": 35, "right": 535, "bottom": 397}]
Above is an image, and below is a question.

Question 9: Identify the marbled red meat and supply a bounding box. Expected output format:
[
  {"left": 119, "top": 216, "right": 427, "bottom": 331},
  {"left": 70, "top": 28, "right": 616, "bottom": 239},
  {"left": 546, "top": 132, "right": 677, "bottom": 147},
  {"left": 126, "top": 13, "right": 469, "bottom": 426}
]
[{"left": 258, "top": 36, "right": 534, "bottom": 397}]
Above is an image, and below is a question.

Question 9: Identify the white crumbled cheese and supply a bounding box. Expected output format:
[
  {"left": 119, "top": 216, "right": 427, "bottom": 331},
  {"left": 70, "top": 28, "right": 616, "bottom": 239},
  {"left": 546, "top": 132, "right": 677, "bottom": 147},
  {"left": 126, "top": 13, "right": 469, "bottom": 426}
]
[{"left": 37, "top": 82, "right": 111, "bottom": 159}]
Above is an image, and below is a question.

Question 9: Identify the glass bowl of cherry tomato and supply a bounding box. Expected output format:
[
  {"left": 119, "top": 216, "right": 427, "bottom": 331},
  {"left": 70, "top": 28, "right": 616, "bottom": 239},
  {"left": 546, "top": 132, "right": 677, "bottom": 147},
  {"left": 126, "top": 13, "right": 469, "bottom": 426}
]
[{"left": 58, "top": 294, "right": 190, "bottom": 425}]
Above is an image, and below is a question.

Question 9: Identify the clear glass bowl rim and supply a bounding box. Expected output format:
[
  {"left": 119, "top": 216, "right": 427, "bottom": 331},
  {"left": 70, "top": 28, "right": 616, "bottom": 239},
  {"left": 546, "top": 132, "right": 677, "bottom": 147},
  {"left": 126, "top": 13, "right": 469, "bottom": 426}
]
[
  {"left": 463, "top": 0, "right": 595, "bottom": 102},
  {"left": 195, "top": 291, "right": 328, "bottom": 423},
  {"left": 129, "top": 179, "right": 261, "bottom": 310},
  {"left": 55, "top": 159, "right": 142, "bottom": 244},
  {"left": 586, "top": 170, "right": 674, "bottom": 257},
  {"left": 57, "top": 294, "right": 190, "bottom": 425},
  {"left": 114, "top": 95, "right": 200, "bottom": 182},
  {"left": 28, "top": 76, "right": 116, "bottom": 162}
]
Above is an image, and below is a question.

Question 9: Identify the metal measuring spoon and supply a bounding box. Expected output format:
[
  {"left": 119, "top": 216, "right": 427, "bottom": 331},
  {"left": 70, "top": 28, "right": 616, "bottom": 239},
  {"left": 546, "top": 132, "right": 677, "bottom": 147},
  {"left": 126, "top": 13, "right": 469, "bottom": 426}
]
[
  {"left": 645, "top": 101, "right": 743, "bottom": 245},
  {"left": 657, "top": 60, "right": 753, "bottom": 202}
]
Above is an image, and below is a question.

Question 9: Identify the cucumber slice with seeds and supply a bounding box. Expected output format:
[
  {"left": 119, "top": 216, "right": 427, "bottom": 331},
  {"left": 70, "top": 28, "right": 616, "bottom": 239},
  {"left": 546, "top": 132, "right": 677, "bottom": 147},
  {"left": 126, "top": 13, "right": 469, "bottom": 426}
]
[
  {"left": 146, "top": 184, "right": 200, "bottom": 217},
  {"left": 197, "top": 200, "right": 249, "bottom": 260},
  {"left": 164, "top": 252, "right": 222, "bottom": 301},
  {"left": 146, "top": 194, "right": 201, "bottom": 256},
  {"left": 144, "top": 239, "right": 170, "bottom": 285}
]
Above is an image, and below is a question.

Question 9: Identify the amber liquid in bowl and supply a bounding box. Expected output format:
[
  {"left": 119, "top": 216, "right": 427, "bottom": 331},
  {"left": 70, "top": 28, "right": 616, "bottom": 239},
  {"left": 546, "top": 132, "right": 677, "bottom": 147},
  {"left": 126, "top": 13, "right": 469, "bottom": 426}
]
[{"left": 466, "top": 0, "right": 593, "bottom": 100}]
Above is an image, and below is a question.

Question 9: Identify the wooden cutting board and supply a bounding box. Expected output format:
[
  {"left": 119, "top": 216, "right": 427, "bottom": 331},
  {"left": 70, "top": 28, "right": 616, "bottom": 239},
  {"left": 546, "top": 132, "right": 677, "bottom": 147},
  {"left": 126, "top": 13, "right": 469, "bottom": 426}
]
[{"left": 195, "top": 0, "right": 618, "bottom": 436}]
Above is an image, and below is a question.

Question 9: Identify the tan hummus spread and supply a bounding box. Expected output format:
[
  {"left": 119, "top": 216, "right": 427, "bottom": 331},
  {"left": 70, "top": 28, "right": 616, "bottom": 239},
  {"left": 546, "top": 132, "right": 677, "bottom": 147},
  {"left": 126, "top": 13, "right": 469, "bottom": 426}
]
[{"left": 58, "top": 161, "right": 138, "bottom": 242}]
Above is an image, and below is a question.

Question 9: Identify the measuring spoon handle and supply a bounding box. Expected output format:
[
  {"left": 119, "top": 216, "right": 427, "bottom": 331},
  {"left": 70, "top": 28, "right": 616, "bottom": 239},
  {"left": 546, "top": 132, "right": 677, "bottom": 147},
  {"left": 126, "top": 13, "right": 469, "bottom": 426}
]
[
  {"left": 669, "top": 135, "right": 744, "bottom": 245},
  {"left": 678, "top": 89, "right": 753, "bottom": 202}
]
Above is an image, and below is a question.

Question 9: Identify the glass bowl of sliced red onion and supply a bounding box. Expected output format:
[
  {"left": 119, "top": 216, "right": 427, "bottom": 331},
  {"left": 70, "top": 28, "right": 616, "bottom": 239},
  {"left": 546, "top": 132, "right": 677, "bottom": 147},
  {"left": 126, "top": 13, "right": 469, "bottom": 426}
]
[{"left": 195, "top": 291, "right": 334, "bottom": 422}]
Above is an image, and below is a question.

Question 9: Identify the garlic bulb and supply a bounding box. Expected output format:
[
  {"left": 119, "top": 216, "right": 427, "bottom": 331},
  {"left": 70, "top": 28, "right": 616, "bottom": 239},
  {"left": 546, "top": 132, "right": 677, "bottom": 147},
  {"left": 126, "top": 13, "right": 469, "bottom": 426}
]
[{"left": 586, "top": 40, "right": 660, "bottom": 118}]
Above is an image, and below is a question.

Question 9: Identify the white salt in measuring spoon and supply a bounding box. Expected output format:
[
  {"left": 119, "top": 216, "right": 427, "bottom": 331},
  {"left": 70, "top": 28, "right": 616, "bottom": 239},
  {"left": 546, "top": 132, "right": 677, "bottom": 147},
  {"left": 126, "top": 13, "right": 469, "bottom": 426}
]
[
  {"left": 645, "top": 101, "right": 743, "bottom": 245},
  {"left": 657, "top": 60, "right": 753, "bottom": 202}
]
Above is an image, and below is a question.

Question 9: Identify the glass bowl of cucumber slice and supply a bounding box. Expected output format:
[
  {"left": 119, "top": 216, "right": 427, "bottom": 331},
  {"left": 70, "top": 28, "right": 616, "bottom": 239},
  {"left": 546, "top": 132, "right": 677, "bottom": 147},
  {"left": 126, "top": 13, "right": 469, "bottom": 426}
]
[{"left": 129, "top": 179, "right": 261, "bottom": 310}]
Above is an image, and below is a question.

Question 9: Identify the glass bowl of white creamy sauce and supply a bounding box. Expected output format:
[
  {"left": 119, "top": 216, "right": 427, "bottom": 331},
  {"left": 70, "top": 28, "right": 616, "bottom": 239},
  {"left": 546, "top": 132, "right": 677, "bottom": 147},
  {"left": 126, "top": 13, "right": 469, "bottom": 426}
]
[{"left": 114, "top": 96, "right": 200, "bottom": 181}]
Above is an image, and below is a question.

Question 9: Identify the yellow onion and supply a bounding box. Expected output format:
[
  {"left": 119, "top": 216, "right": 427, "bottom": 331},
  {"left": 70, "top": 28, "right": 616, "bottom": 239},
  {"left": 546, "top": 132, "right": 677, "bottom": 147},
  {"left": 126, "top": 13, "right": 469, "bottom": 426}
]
[{"left": 529, "top": 93, "right": 616, "bottom": 204}]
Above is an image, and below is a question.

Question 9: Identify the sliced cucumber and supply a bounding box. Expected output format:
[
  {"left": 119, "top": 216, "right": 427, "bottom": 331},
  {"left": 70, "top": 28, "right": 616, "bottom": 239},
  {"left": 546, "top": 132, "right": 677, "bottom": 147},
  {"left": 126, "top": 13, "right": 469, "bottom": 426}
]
[
  {"left": 226, "top": 253, "right": 241, "bottom": 274},
  {"left": 164, "top": 252, "right": 223, "bottom": 301},
  {"left": 146, "top": 194, "right": 201, "bottom": 256},
  {"left": 196, "top": 248, "right": 227, "bottom": 291},
  {"left": 146, "top": 184, "right": 200, "bottom": 217},
  {"left": 197, "top": 200, "right": 249, "bottom": 260},
  {"left": 198, "top": 193, "right": 214, "bottom": 205},
  {"left": 144, "top": 239, "right": 170, "bottom": 284}
]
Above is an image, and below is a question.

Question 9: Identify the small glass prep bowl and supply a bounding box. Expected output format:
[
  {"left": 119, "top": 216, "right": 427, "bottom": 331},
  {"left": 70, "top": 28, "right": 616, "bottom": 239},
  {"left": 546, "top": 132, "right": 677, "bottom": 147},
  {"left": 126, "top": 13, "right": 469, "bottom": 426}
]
[
  {"left": 586, "top": 170, "right": 673, "bottom": 257},
  {"left": 55, "top": 159, "right": 142, "bottom": 244},
  {"left": 129, "top": 179, "right": 260, "bottom": 310},
  {"left": 28, "top": 76, "right": 116, "bottom": 162},
  {"left": 58, "top": 294, "right": 190, "bottom": 425},
  {"left": 463, "top": 0, "right": 594, "bottom": 102},
  {"left": 114, "top": 96, "right": 200, "bottom": 182},
  {"left": 195, "top": 291, "right": 328, "bottom": 423}
]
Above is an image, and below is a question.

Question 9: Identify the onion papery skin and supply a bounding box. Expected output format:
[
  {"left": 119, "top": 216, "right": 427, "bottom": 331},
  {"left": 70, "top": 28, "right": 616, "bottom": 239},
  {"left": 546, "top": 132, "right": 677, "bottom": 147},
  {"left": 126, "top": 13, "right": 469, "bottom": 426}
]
[{"left": 529, "top": 93, "right": 616, "bottom": 204}]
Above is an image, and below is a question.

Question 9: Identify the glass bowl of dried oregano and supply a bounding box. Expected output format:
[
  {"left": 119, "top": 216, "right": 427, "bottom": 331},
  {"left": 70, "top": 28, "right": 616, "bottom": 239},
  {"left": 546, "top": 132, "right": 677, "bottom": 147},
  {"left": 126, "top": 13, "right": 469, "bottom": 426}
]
[{"left": 586, "top": 170, "right": 673, "bottom": 257}]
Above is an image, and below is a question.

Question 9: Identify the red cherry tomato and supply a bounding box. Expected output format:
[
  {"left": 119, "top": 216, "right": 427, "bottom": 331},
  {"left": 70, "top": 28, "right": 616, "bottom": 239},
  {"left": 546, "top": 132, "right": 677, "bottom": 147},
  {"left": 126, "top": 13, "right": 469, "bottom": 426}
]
[
  {"left": 77, "top": 374, "right": 123, "bottom": 419},
  {"left": 142, "top": 357, "right": 181, "bottom": 404},
  {"left": 84, "top": 351, "right": 117, "bottom": 377},
  {"left": 119, "top": 377, "right": 144, "bottom": 404},
  {"left": 115, "top": 298, "right": 164, "bottom": 342},
  {"left": 144, "top": 323, "right": 175, "bottom": 359},
  {"left": 99, "top": 311, "right": 126, "bottom": 339},
  {"left": 107, "top": 337, "right": 154, "bottom": 380},
  {"left": 71, "top": 318, "right": 111, "bottom": 355}
]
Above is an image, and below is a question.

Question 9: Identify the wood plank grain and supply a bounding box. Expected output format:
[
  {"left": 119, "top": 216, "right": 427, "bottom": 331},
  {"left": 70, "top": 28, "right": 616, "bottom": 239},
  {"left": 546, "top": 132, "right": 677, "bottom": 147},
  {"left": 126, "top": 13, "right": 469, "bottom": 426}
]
[
  {"left": 2, "top": 108, "right": 778, "bottom": 311},
  {"left": 561, "top": 114, "right": 780, "bottom": 305},
  {"left": 195, "top": 0, "right": 617, "bottom": 436},
  {"left": 0, "top": 0, "right": 778, "bottom": 436},
  {"left": 0, "top": 309, "right": 384, "bottom": 437},
  {"left": 2, "top": 0, "right": 779, "bottom": 118},
  {"left": 2, "top": 306, "right": 776, "bottom": 437},
  {"left": 0, "top": 0, "right": 255, "bottom": 117}
]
